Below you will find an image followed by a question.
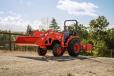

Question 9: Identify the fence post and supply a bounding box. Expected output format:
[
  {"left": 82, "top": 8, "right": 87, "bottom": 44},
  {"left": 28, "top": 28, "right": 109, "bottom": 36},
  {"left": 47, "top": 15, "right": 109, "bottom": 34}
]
[
  {"left": 9, "top": 31, "right": 12, "bottom": 51},
  {"left": 14, "top": 43, "right": 16, "bottom": 50}
]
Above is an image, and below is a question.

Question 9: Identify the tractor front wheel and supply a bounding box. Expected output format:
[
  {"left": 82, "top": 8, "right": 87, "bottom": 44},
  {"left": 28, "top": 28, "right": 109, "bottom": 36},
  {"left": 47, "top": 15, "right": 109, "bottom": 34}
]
[
  {"left": 52, "top": 44, "right": 64, "bottom": 57},
  {"left": 68, "top": 39, "right": 81, "bottom": 57},
  {"left": 37, "top": 48, "right": 47, "bottom": 56}
]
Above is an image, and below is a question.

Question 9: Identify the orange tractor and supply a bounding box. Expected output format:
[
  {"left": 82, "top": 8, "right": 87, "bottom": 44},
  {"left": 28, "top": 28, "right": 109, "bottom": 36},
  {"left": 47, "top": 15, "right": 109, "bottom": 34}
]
[{"left": 15, "top": 20, "right": 92, "bottom": 57}]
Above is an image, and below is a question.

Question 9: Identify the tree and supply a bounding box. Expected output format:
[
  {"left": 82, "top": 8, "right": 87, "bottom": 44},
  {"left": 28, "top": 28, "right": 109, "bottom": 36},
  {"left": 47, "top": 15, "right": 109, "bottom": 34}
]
[
  {"left": 89, "top": 16, "right": 109, "bottom": 40},
  {"left": 90, "top": 16, "right": 109, "bottom": 31},
  {"left": 26, "top": 25, "right": 32, "bottom": 35},
  {"left": 89, "top": 16, "right": 110, "bottom": 56},
  {"left": 40, "top": 28, "right": 45, "bottom": 32},
  {"left": 105, "top": 28, "right": 114, "bottom": 49},
  {"left": 49, "top": 18, "right": 60, "bottom": 31}
]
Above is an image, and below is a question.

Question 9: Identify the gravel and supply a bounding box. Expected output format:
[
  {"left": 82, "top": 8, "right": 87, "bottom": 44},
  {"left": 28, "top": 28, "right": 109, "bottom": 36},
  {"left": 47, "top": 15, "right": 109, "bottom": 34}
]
[{"left": 0, "top": 50, "right": 114, "bottom": 76}]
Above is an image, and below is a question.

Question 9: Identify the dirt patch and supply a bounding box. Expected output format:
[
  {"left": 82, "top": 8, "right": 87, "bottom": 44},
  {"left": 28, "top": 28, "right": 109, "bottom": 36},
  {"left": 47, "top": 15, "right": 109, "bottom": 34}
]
[{"left": 0, "top": 50, "right": 114, "bottom": 76}]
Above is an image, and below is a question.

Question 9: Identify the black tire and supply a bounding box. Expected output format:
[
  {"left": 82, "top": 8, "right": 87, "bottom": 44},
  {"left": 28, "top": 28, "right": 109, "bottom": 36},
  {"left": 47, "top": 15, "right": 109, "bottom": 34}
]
[
  {"left": 37, "top": 48, "right": 47, "bottom": 56},
  {"left": 68, "top": 39, "right": 81, "bottom": 57},
  {"left": 52, "top": 44, "right": 64, "bottom": 57}
]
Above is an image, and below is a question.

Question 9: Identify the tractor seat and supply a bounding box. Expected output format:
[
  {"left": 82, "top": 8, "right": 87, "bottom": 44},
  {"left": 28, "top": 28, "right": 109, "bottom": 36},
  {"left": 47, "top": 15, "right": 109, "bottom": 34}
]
[{"left": 64, "top": 31, "right": 70, "bottom": 43}]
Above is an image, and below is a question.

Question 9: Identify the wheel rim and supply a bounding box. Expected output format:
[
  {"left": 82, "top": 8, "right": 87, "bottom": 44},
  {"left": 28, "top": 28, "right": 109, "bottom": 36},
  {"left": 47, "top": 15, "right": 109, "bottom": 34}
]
[
  {"left": 56, "top": 46, "right": 62, "bottom": 55},
  {"left": 74, "top": 43, "right": 80, "bottom": 53}
]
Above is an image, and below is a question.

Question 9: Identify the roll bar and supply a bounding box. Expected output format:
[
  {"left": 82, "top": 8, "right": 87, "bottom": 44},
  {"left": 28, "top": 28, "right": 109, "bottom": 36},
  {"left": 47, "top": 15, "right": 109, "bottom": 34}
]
[
  {"left": 64, "top": 20, "right": 78, "bottom": 31},
  {"left": 64, "top": 20, "right": 78, "bottom": 26}
]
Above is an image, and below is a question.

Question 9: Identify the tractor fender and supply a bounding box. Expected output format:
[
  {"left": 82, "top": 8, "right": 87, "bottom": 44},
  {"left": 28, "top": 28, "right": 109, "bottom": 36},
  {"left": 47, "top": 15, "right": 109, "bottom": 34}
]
[
  {"left": 51, "top": 40, "right": 60, "bottom": 46},
  {"left": 66, "top": 36, "right": 79, "bottom": 47}
]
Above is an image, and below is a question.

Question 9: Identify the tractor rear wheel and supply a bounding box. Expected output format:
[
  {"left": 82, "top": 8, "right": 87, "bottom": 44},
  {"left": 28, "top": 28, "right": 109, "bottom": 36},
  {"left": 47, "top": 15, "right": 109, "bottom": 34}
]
[
  {"left": 68, "top": 39, "right": 81, "bottom": 57},
  {"left": 52, "top": 44, "right": 64, "bottom": 57},
  {"left": 37, "top": 48, "right": 47, "bottom": 56}
]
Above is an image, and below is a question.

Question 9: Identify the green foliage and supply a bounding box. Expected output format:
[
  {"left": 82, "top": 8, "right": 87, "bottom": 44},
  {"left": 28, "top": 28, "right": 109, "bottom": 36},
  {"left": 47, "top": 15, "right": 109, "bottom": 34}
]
[
  {"left": 105, "top": 28, "right": 114, "bottom": 49},
  {"left": 91, "top": 40, "right": 107, "bottom": 57},
  {"left": 49, "top": 18, "right": 60, "bottom": 31},
  {"left": 0, "top": 30, "right": 9, "bottom": 41},
  {"left": 68, "top": 22, "right": 88, "bottom": 40},
  {"left": 90, "top": 16, "right": 109, "bottom": 31},
  {"left": 88, "top": 16, "right": 113, "bottom": 57}
]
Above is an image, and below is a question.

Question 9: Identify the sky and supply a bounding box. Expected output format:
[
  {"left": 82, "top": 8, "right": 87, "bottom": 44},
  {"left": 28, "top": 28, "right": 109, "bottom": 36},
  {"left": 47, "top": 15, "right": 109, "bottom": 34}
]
[{"left": 0, "top": 0, "right": 114, "bottom": 32}]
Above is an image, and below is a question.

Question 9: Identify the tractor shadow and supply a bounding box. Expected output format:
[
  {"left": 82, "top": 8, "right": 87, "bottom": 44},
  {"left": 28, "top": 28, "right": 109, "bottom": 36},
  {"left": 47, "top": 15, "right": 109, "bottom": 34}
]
[{"left": 16, "top": 55, "right": 90, "bottom": 62}]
